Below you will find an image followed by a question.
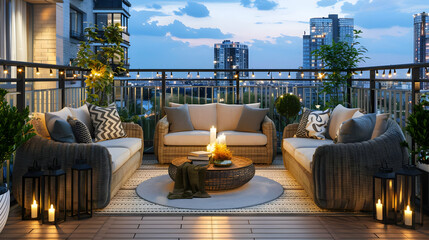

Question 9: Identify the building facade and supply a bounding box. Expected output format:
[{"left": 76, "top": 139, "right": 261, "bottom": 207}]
[
  {"left": 0, "top": 0, "right": 130, "bottom": 89},
  {"left": 414, "top": 12, "right": 429, "bottom": 89},
  {"left": 302, "top": 14, "right": 354, "bottom": 74},
  {"left": 214, "top": 40, "right": 249, "bottom": 80}
]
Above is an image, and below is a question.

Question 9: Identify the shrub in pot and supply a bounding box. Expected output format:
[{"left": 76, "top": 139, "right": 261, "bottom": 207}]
[
  {"left": 0, "top": 88, "right": 35, "bottom": 232},
  {"left": 275, "top": 93, "right": 301, "bottom": 126}
]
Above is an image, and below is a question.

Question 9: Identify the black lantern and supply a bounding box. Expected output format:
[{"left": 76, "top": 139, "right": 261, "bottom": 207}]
[
  {"left": 21, "top": 161, "right": 43, "bottom": 220},
  {"left": 41, "top": 159, "right": 66, "bottom": 224},
  {"left": 373, "top": 168, "right": 396, "bottom": 224},
  {"left": 71, "top": 163, "right": 93, "bottom": 219},
  {"left": 396, "top": 165, "right": 423, "bottom": 228}
]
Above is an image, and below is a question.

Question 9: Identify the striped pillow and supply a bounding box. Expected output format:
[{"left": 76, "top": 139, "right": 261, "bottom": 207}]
[{"left": 87, "top": 103, "right": 126, "bottom": 142}]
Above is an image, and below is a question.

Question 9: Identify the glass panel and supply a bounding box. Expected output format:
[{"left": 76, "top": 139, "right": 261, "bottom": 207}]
[
  {"left": 96, "top": 13, "right": 108, "bottom": 29},
  {"left": 113, "top": 13, "right": 121, "bottom": 26}
]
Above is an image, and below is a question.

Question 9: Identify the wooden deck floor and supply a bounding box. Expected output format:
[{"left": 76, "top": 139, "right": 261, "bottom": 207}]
[{"left": 2, "top": 214, "right": 429, "bottom": 239}]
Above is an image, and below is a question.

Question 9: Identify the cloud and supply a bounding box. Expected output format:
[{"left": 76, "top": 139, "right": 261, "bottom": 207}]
[
  {"left": 146, "top": 3, "right": 162, "bottom": 10},
  {"left": 317, "top": 0, "right": 339, "bottom": 7},
  {"left": 241, "top": 0, "right": 278, "bottom": 11},
  {"left": 174, "top": 2, "right": 210, "bottom": 18},
  {"left": 132, "top": 19, "right": 232, "bottom": 39}
]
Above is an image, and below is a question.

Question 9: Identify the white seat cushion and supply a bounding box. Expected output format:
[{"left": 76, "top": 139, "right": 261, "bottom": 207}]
[
  {"left": 164, "top": 131, "right": 210, "bottom": 146},
  {"left": 216, "top": 103, "right": 260, "bottom": 132},
  {"left": 294, "top": 148, "right": 316, "bottom": 173},
  {"left": 283, "top": 138, "right": 333, "bottom": 156},
  {"left": 96, "top": 137, "right": 142, "bottom": 156},
  {"left": 169, "top": 103, "right": 217, "bottom": 131},
  {"left": 107, "top": 147, "right": 131, "bottom": 173},
  {"left": 218, "top": 131, "right": 267, "bottom": 146}
]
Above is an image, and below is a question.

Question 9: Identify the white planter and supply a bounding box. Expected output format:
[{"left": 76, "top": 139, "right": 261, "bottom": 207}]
[
  {"left": 0, "top": 188, "right": 9, "bottom": 233},
  {"left": 417, "top": 162, "right": 429, "bottom": 173}
]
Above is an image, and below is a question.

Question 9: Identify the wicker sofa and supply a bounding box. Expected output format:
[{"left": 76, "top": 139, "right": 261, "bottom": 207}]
[
  {"left": 154, "top": 103, "right": 276, "bottom": 164},
  {"left": 12, "top": 108, "right": 144, "bottom": 209},
  {"left": 282, "top": 119, "right": 408, "bottom": 211}
]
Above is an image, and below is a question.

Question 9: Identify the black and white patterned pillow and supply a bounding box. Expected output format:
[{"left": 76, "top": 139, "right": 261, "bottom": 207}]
[
  {"left": 294, "top": 110, "right": 311, "bottom": 138},
  {"left": 87, "top": 103, "right": 126, "bottom": 142},
  {"left": 67, "top": 116, "right": 92, "bottom": 143},
  {"left": 305, "top": 109, "right": 330, "bottom": 140}
]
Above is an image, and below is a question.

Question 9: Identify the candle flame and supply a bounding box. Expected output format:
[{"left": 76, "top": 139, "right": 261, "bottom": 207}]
[
  {"left": 406, "top": 205, "right": 410, "bottom": 211},
  {"left": 378, "top": 199, "right": 381, "bottom": 204},
  {"left": 33, "top": 200, "right": 37, "bottom": 205},
  {"left": 50, "top": 204, "right": 54, "bottom": 210}
]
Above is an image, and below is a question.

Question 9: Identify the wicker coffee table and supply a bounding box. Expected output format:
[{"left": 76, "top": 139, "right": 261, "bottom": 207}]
[{"left": 168, "top": 156, "right": 255, "bottom": 191}]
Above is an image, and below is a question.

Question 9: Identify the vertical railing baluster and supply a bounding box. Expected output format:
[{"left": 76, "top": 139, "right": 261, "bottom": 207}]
[
  {"left": 161, "top": 71, "right": 166, "bottom": 116},
  {"left": 369, "top": 70, "right": 376, "bottom": 113},
  {"left": 16, "top": 66, "right": 25, "bottom": 111}
]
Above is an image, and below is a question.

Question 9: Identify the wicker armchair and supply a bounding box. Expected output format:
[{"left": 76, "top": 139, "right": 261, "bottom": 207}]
[
  {"left": 155, "top": 116, "right": 276, "bottom": 164},
  {"left": 13, "top": 122, "right": 143, "bottom": 209},
  {"left": 282, "top": 119, "right": 408, "bottom": 211}
]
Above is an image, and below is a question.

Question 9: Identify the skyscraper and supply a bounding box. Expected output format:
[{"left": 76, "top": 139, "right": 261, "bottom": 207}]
[
  {"left": 214, "top": 40, "right": 249, "bottom": 80},
  {"left": 414, "top": 12, "right": 429, "bottom": 89},
  {"left": 303, "top": 14, "right": 354, "bottom": 73}
]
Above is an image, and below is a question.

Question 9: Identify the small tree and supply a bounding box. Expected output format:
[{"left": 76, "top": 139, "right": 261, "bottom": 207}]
[
  {"left": 312, "top": 29, "right": 368, "bottom": 108},
  {"left": 275, "top": 94, "right": 301, "bottom": 124},
  {"left": 74, "top": 23, "right": 126, "bottom": 106}
]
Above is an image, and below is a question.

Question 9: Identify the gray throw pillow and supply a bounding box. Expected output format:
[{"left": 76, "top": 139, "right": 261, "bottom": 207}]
[
  {"left": 67, "top": 116, "right": 92, "bottom": 143},
  {"left": 235, "top": 105, "right": 269, "bottom": 132},
  {"left": 45, "top": 113, "right": 76, "bottom": 143},
  {"left": 165, "top": 104, "right": 194, "bottom": 132},
  {"left": 337, "top": 113, "right": 377, "bottom": 143}
]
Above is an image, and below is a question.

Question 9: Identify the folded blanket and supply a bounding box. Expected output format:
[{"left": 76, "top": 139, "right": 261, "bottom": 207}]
[{"left": 168, "top": 162, "right": 210, "bottom": 199}]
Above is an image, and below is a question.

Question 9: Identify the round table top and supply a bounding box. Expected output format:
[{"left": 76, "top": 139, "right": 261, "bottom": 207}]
[{"left": 171, "top": 156, "right": 253, "bottom": 171}]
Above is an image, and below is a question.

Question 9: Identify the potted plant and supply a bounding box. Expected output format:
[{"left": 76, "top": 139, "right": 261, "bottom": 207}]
[
  {"left": 211, "top": 143, "right": 233, "bottom": 167},
  {"left": 0, "top": 88, "right": 35, "bottom": 232},
  {"left": 74, "top": 23, "right": 126, "bottom": 107},
  {"left": 275, "top": 93, "right": 301, "bottom": 125}
]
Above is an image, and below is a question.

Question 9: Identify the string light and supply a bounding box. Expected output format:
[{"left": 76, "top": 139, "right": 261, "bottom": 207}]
[
  {"left": 18, "top": 68, "right": 23, "bottom": 73},
  {"left": 318, "top": 72, "right": 324, "bottom": 79},
  {"left": 407, "top": 68, "right": 411, "bottom": 77},
  {"left": 278, "top": 72, "right": 282, "bottom": 76},
  {"left": 267, "top": 72, "right": 270, "bottom": 76},
  {"left": 382, "top": 70, "right": 385, "bottom": 78},
  {"left": 60, "top": 71, "right": 64, "bottom": 75},
  {"left": 187, "top": 72, "right": 190, "bottom": 78},
  {"left": 252, "top": 72, "right": 255, "bottom": 78},
  {"left": 376, "top": 70, "right": 379, "bottom": 77},
  {"left": 170, "top": 72, "right": 173, "bottom": 78},
  {"left": 3, "top": 65, "right": 7, "bottom": 74},
  {"left": 197, "top": 72, "right": 200, "bottom": 78},
  {"left": 156, "top": 72, "right": 159, "bottom": 78},
  {"left": 137, "top": 72, "right": 140, "bottom": 78},
  {"left": 426, "top": 67, "right": 429, "bottom": 76},
  {"left": 73, "top": 71, "right": 77, "bottom": 78},
  {"left": 50, "top": 69, "right": 53, "bottom": 76},
  {"left": 288, "top": 72, "right": 291, "bottom": 78},
  {"left": 36, "top": 67, "right": 40, "bottom": 75},
  {"left": 388, "top": 69, "right": 392, "bottom": 78},
  {"left": 214, "top": 72, "right": 217, "bottom": 77},
  {"left": 126, "top": 72, "right": 130, "bottom": 77},
  {"left": 301, "top": 72, "right": 304, "bottom": 78},
  {"left": 393, "top": 69, "right": 397, "bottom": 76},
  {"left": 360, "top": 71, "right": 363, "bottom": 76}
]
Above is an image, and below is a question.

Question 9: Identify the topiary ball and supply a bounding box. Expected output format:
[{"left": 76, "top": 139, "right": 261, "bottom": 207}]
[{"left": 275, "top": 94, "right": 301, "bottom": 119}]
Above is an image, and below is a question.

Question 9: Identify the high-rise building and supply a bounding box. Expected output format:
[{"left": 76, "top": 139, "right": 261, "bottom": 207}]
[
  {"left": 0, "top": 0, "right": 130, "bottom": 89},
  {"left": 214, "top": 40, "right": 249, "bottom": 80},
  {"left": 414, "top": 12, "right": 429, "bottom": 89},
  {"left": 303, "top": 14, "right": 354, "bottom": 73}
]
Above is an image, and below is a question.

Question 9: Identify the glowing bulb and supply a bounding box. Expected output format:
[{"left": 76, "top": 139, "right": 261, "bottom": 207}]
[
  {"left": 3, "top": 65, "right": 7, "bottom": 74},
  {"left": 288, "top": 72, "right": 291, "bottom": 78},
  {"left": 407, "top": 68, "right": 411, "bottom": 77},
  {"left": 197, "top": 72, "right": 200, "bottom": 78},
  {"left": 376, "top": 70, "right": 379, "bottom": 76},
  {"left": 393, "top": 69, "right": 397, "bottom": 76},
  {"left": 36, "top": 67, "right": 40, "bottom": 75},
  {"left": 252, "top": 72, "right": 255, "bottom": 78},
  {"left": 137, "top": 72, "right": 140, "bottom": 78},
  {"left": 267, "top": 72, "right": 270, "bottom": 76},
  {"left": 187, "top": 72, "right": 190, "bottom": 78},
  {"left": 49, "top": 69, "right": 53, "bottom": 76},
  {"left": 278, "top": 72, "right": 282, "bottom": 76},
  {"left": 60, "top": 71, "right": 64, "bottom": 75},
  {"left": 301, "top": 72, "right": 304, "bottom": 78},
  {"left": 126, "top": 72, "right": 130, "bottom": 77},
  {"left": 388, "top": 69, "right": 392, "bottom": 78},
  {"left": 170, "top": 72, "right": 173, "bottom": 78},
  {"left": 360, "top": 71, "right": 363, "bottom": 76}
]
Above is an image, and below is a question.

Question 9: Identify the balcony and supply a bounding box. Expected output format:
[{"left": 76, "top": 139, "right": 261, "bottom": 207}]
[{"left": 1, "top": 59, "right": 429, "bottom": 239}]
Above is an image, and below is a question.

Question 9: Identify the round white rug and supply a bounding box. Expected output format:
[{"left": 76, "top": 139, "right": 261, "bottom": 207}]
[{"left": 135, "top": 175, "right": 284, "bottom": 210}]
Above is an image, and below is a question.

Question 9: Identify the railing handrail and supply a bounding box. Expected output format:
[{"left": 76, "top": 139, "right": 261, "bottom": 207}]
[{"left": 0, "top": 59, "right": 85, "bottom": 70}]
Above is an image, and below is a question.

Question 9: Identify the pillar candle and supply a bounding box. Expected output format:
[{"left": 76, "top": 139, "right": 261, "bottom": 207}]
[
  {"left": 48, "top": 204, "right": 55, "bottom": 222},
  {"left": 210, "top": 126, "right": 216, "bottom": 145},
  {"left": 31, "top": 200, "right": 38, "bottom": 219},
  {"left": 404, "top": 205, "right": 412, "bottom": 226},
  {"left": 376, "top": 199, "right": 383, "bottom": 221},
  {"left": 217, "top": 134, "right": 226, "bottom": 145}
]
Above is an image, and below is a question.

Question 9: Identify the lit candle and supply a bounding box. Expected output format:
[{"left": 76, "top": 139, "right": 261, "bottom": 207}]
[
  {"left": 206, "top": 144, "right": 214, "bottom": 153},
  {"left": 376, "top": 199, "right": 383, "bottom": 220},
  {"left": 31, "top": 200, "right": 38, "bottom": 219},
  {"left": 210, "top": 126, "right": 216, "bottom": 145},
  {"left": 404, "top": 205, "right": 412, "bottom": 226},
  {"left": 217, "top": 134, "right": 226, "bottom": 145},
  {"left": 48, "top": 204, "right": 55, "bottom": 222}
]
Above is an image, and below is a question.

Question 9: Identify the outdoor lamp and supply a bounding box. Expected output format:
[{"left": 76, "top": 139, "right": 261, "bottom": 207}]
[
  {"left": 170, "top": 72, "right": 173, "bottom": 78},
  {"left": 137, "top": 72, "right": 140, "bottom": 78},
  {"left": 394, "top": 69, "right": 397, "bottom": 76},
  {"left": 49, "top": 69, "right": 53, "bottom": 76},
  {"left": 395, "top": 165, "right": 423, "bottom": 228},
  {"left": 376, "top": 70, "right": 379, "bottom": 76},
  {"left": 197, "top": 72, "right": 200, "bottom": 78},
  {"left": 373, "top": 167, "right": 396, "bottom": 224},
  {"left": 388, "top": 69, "right": 392, "bottom": 78},
  {"left": 278, "top": 72, "right": 282, "bottom": 76},
  {"left": 3, "top": 65, "right": 7, "bottom": 74},
  {"left": 301, "top": 72, "right": 304, "bottom": 78},
  {"left": 36, "top": 67, "right": 40, "bottom": 75},
  {"left": 71, "top": 162, "right": 93, "bottom": 219},
  {"left": 41, "top": 158, "right": 66, "bottom": 224},
  {"left": 252, "top": 72, "right": 255, "bottom": 78},
  {"left": 187, "top": 72, "right": 190, "bottom": 78},
  {"left": 288, "top": 72, "right": 291, "bottom": 78},
  {"left": 360, "top": 71, "right": 363, "bottom": 76},
  {"left": 21, "top": 161, "right": 43, "bottom": 220},
  {"left": 407, "top": 69, "right": 411, "bottom": 77},
  {"left": 267, "top": 72, "right": 270, "bottom": 76},
  {"left": 382, "top": 70, "right": 386, "bottom": 78}
]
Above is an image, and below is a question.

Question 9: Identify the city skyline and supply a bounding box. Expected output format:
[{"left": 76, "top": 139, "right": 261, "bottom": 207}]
[{"left": 128, "top": 0, "right": 429, "bottom": 69}]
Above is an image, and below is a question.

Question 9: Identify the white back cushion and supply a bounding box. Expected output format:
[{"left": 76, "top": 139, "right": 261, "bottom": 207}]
[
  {"left": 169, "top": 103, "right": 217, "bottom": 131},
  {"left": 216, "top": 103, "right": 260, "bottom": 132},
  {"left": 328, "top": 104, "right": 359, "bottom": 139}
]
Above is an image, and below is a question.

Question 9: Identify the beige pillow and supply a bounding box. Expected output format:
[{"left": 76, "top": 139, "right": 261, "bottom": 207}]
[
  {"left": 169, "top": 103, "right": 217, "bottom": 130},
  {"left": 217, "top": 103, "right": 260, "bottom": 132},
  {"left": 30, "top": 112, "right": 51, "bottom": 139},
  {"left": 371, "top": 113, "right": 390, "bottom": 139},
  {"left": 68, "top": 104, "right": 94, "bottom": 137},
  {"left": 328, "top": 104, "right": 359, "bottom": 139}
]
